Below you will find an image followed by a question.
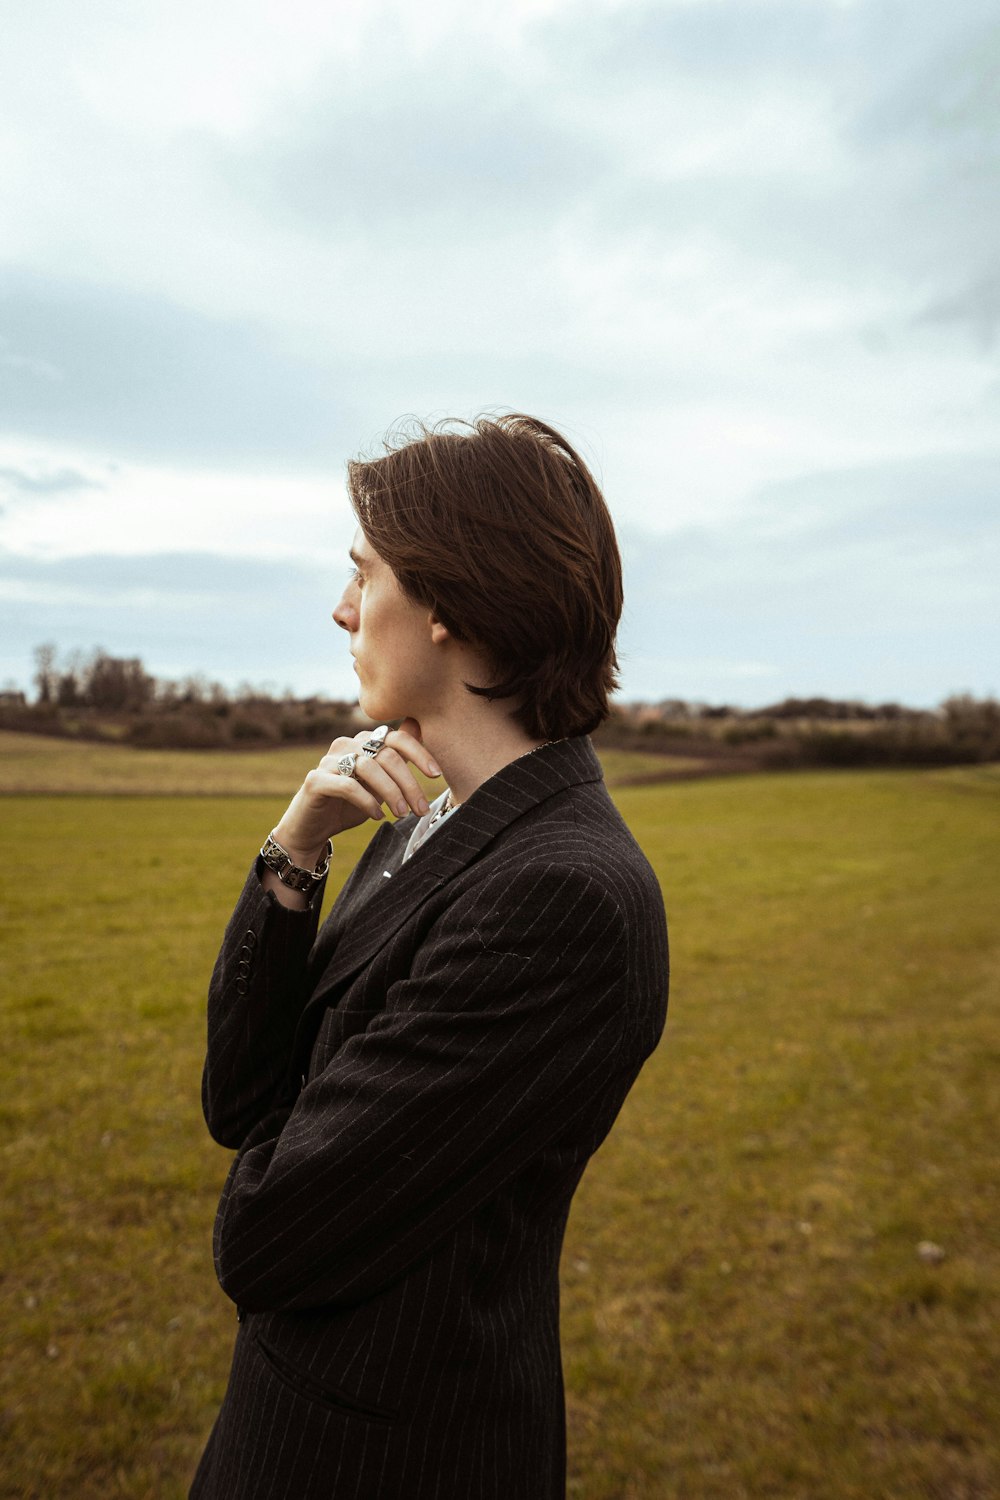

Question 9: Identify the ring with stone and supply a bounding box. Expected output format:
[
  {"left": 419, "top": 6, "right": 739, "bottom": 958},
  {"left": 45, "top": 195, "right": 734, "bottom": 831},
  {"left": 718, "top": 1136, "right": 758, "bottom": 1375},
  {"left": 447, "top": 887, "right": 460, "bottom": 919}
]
[
  {"left": 360, "top": 724, "right": 390, "bottom": 760},
  {"left": 336, "top": 751, "right": 359, "bottom": 778}
]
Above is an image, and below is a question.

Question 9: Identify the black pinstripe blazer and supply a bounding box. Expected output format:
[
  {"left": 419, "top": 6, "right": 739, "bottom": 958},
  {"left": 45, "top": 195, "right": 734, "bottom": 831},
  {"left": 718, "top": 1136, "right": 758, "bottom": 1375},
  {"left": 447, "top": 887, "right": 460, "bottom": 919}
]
[{"left": 190, "top": 735, "right": 668, "bottom": 1500}]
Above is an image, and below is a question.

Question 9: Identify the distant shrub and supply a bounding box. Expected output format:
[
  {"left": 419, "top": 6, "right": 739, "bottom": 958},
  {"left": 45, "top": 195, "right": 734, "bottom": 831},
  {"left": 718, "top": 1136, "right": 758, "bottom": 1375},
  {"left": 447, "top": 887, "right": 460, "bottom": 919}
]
[
  {"left": 127, "top": 714, "right": 226, "bottom": 749},
  {"left": 0, "top": 701, "right": 62, "bottom": 735},
  {"left": 763, "top": 700, "right": 1000, "bottom": 770},
  {"left": 646, "top": 720, "right": 694, "bottom": 738},
  {"left": 723, "top": 720, "right": 778, "bottom": 746},
  {"left": 941, "top": 694, "right": 1000, "bottom": 760},
  {"left": 229, "top": 714, "right": 279, "bottom": 743}
]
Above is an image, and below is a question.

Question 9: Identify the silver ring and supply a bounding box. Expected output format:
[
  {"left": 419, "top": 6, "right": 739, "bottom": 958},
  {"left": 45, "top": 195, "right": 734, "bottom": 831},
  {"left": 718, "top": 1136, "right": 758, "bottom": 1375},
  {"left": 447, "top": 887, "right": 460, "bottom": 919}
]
[
  {"left": 360, "top": 724, "right": 390, "bottom": 760},
  {"left": 336, "top": 752, "right": 358, "bottom": 778}
]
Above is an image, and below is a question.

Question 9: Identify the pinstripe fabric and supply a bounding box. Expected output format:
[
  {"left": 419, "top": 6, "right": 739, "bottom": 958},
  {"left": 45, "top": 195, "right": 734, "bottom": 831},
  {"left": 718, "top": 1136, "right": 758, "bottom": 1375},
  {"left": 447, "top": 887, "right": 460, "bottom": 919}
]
[{"left": 190, "top": 736, "right": 668, "bottom": 1499}]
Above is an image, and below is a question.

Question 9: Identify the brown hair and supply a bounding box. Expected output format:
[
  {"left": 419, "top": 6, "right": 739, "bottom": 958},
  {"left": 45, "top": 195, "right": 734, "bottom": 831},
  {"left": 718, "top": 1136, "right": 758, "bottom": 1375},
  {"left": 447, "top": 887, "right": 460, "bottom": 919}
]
[{"left": 346, "top": 413, "right": 623, "bottom": 741}]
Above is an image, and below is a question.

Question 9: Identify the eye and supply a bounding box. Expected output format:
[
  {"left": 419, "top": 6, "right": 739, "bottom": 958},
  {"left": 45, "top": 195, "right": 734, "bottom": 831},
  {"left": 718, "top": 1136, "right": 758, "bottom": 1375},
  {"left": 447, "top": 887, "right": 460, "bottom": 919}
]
[{"left": 348, "top": 565, "right": 364, "bottom": 586}]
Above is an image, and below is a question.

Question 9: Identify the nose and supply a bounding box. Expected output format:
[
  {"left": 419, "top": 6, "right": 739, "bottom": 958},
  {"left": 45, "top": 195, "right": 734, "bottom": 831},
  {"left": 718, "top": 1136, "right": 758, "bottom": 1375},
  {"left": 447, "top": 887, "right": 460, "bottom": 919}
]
[
  {"left": 333, "top": 584, "right": 358, "bottom": 633},
  {"left": 332, "top": 579, "right": 359, "bottom": 633}
]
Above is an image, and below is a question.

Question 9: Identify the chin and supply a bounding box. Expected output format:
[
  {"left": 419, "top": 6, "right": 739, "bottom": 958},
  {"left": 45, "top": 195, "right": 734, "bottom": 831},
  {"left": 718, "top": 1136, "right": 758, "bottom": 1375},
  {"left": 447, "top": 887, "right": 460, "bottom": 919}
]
[{"left": 357, "top": 685, "right": 399, "bottom": 724}]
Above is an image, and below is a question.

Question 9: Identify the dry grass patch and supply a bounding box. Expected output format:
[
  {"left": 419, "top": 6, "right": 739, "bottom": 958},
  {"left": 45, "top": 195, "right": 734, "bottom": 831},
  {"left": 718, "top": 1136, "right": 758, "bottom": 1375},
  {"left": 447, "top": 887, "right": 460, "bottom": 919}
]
[{"left": 0, "top": 729, "right": 703, "bottom": 795}]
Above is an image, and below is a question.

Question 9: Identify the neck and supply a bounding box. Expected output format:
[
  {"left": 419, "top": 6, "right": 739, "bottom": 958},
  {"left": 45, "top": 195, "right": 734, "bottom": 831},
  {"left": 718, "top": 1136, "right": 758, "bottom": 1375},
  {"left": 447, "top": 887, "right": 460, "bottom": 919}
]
[
  {"left": 419, "top": 703, "right": 547, "bottom": 807},
  {"left": 395, "top": 639, "right": 549, "bottom": 805}
]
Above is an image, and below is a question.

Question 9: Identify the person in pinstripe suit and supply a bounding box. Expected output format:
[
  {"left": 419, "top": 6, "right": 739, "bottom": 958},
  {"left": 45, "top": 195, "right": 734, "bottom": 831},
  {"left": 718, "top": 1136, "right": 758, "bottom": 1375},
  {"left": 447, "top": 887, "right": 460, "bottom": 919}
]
[{"left": 190, "top": 414, "right": 669, "bottom": 1499}]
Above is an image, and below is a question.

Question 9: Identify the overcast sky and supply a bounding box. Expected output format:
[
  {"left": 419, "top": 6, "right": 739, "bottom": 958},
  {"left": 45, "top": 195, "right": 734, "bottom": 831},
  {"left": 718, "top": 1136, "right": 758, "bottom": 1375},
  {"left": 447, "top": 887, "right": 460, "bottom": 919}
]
[{"left": 2, "top": 0, "right": 997, "bottom": 707}]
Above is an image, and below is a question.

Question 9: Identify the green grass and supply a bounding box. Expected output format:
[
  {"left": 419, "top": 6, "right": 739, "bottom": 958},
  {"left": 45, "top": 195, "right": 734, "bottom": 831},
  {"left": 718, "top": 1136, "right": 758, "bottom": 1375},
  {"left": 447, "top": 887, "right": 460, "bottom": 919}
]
[
  {"left": 0, "top": 729, "right": 704, "bottom": 795},
  {"left": 1, "top": 762, "right": 997, "bottom": 1498}
]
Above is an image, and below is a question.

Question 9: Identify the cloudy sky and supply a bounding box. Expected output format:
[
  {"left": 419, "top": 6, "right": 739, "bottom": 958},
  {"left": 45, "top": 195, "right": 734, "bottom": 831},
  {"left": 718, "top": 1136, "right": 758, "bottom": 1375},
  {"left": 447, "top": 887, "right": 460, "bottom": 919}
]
[{"left": 2, "top": 0, "right": 997, "bottom": 707}]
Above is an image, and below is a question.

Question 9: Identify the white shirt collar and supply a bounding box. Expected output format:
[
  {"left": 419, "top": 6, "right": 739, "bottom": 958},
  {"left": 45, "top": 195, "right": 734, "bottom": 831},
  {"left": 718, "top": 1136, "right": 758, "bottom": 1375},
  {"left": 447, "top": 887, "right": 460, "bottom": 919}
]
[{"left": 401, "top": 788, "right": 459, "bottom": 863}]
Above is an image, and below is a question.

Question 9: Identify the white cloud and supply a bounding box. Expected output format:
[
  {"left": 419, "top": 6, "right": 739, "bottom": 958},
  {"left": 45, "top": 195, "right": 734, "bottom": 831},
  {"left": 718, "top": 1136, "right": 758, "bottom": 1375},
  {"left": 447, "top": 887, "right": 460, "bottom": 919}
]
[
  {"left": 0, "top": 440, "right": 353, "bottom": 564},
  {"left": 1, "top": 0, "right": 997, "bottom": 701}
]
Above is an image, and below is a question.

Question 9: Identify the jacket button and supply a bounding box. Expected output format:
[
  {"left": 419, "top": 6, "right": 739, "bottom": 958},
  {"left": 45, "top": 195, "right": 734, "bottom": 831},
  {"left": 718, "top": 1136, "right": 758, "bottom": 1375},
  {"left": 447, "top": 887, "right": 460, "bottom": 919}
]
[
  {"left": 237, "top": 960, "right": 250, "bottom": 977},
  {"left": 235, "top": 978, "right": 248, "bottom": 996},
  {"left": 244, "top": 930, "right": 257, "bottom": 948}
]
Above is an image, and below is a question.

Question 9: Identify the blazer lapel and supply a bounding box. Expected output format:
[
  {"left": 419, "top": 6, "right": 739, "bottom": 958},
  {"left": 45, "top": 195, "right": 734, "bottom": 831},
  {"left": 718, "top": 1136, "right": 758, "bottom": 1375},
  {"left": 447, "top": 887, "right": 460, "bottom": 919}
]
[{"left": 300, "top": 734, "right": 603, "bottom": 1015}]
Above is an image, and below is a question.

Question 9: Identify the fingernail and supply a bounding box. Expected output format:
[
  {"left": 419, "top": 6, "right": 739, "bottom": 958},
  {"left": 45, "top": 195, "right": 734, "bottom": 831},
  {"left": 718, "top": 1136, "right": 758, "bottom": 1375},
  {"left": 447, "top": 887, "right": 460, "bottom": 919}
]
[
  {"left": 373, "top": 807, "right": 384, "bottom": 819},
  {"left": 396, "top": 800, "right": 408, "bottom": 817},
  {"left": 428, "top": 761, "right": 442, "bottom": 776},
  {"left": 418, "top": 796, "right": 430, "bottom": 815}
]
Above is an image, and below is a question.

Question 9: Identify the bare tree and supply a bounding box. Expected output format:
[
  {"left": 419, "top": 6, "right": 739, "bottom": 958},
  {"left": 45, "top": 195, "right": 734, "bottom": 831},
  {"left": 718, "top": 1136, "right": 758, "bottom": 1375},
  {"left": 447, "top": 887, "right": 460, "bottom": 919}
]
[{"left": 32, "top": 642, "right": 58, "bottom": 704}]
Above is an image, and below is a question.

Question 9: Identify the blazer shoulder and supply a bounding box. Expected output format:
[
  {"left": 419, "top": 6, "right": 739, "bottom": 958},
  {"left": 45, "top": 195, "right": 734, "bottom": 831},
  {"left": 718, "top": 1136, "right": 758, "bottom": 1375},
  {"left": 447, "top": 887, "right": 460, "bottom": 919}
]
[
  {"left": 497, "top": 777, "right": 665, "bottom": 909},
  {"left": 439, "top": 788, "right": 663, "bottom": 972}
]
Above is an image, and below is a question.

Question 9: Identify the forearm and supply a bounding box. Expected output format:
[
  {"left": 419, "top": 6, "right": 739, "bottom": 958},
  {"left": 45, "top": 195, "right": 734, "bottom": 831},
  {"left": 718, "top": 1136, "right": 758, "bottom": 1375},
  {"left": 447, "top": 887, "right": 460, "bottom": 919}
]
[
  {"left": 202, "top": 860, "right": 326, "bottom": 1147},
  {"left": 201, "top": 723, "right": 440, "bottom": 1140}
]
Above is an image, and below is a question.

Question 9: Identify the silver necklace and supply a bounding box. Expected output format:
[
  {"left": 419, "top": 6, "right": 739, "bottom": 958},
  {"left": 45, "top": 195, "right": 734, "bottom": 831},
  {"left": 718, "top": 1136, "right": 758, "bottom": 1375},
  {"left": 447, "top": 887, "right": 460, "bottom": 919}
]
[{"left": 426, "top": 789, "right": 458, "bottom": 828}]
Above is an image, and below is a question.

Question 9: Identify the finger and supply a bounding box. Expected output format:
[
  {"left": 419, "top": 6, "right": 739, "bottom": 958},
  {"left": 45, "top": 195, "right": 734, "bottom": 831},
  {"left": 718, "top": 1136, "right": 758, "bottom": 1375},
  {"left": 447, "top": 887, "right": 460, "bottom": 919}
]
[
  {"left": 382, "top": 723, "right": 442, "bottom": 779},
  {"left": 303, "top": 767, "right": 385, "bottom": 822},
  {"left": 315, "top": 746, "right": 428, "bottom": 819},
  {"left": 353, "top": 747, "right": 431, "bottom": 819},
  {"left": 319, "top": 744, "right": 364, "bottom": 778},
  {"left": 325, "top": 734, "right": 362, "bottom": 758}
]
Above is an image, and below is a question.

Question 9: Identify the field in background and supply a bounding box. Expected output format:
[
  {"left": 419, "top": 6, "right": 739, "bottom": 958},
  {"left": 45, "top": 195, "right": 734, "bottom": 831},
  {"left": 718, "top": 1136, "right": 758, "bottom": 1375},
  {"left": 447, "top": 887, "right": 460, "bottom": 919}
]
[
  {"left": 0, "top": 729, "right": 706, "bottom": 795},
  {"left": 1, "top": 757, "right": 998, "bottom": 1498}
]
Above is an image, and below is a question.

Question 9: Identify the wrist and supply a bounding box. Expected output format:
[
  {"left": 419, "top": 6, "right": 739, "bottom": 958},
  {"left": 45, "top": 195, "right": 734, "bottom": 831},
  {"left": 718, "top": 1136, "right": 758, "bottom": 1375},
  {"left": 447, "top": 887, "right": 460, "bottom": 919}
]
[
  {"left": 270, "top": 826, "right": 329, "bottom": 869},
  {"left": 260, "top": 830, "right": 332, "bottom": 895}
]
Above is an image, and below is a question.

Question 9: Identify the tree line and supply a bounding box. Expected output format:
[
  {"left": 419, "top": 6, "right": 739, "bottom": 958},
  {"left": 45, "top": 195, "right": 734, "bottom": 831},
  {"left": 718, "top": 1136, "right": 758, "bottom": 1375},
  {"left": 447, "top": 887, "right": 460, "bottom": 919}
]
[
  {"left": 0, "top": 644, "right": 360, "bottom": 748},
  {"left": 1, "top": 643, "right": 997, "bottom": 767}
]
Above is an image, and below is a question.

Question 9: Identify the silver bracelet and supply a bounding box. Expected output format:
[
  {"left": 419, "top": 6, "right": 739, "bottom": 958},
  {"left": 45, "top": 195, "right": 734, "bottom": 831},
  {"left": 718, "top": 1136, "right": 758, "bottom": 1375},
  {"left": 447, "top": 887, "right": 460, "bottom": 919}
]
[{"left": 259, "top": 831, "right": 333, "bottom": 893}]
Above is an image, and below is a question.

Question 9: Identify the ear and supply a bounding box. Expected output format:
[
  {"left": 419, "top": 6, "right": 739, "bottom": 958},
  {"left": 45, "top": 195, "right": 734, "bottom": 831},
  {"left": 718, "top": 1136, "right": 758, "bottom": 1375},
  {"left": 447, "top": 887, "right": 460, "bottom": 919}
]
[{"left": 429, "top": 613, "right": 450, "bottom": 646}]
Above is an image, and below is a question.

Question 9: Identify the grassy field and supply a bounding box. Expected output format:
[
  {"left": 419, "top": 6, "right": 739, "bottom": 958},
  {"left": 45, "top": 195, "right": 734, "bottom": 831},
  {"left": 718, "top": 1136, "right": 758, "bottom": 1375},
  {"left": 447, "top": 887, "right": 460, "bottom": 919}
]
[
  {"left": 0, "top": 730, "right": 706, "bottom": 795},
  {"left": 1, "top": 751, "right": 997, "bottom": 1498}
]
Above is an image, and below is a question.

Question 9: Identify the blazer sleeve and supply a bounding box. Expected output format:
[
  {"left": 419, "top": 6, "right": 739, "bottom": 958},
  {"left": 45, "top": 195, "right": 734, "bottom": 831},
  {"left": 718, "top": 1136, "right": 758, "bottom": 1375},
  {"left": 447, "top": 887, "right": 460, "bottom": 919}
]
[
  {"left": 211, "top": 860, "right": 636, "bottom": 1313},
  {"left": 201, "top": 860, "right": 328, "bottom": 1148}
]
